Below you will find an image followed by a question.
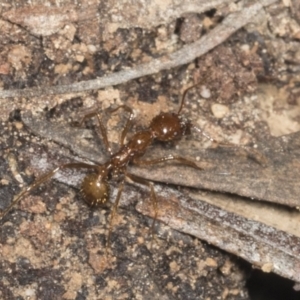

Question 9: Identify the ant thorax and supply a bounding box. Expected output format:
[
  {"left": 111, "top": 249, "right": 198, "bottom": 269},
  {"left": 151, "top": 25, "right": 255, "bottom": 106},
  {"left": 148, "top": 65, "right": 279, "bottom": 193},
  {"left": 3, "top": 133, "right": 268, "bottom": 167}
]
[{"left": 126, "top": 130, "right": 153, "bottom": 155}]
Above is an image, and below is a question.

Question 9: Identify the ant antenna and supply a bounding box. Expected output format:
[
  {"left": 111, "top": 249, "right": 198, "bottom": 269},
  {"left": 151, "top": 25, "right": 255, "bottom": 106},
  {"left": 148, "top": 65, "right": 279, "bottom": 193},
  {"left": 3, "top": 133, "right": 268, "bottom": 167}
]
[{"left": 177, "top": 81, "right": 208, "bottom": 114}]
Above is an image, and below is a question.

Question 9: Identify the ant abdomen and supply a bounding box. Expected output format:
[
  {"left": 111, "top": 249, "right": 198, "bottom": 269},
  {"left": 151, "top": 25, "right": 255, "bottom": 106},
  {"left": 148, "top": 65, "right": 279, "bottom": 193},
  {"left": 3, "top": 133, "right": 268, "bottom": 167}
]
[
  {"left": 81, "top": 173, "right": 110, "bottom": 207},
  {"left": 150, "top": 112, "right": 191, "bottom": 142}
]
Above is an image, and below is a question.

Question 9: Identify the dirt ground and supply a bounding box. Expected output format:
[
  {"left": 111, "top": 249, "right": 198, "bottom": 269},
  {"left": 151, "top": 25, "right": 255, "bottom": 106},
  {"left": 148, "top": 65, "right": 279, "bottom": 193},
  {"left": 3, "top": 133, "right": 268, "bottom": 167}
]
[{"left": 1, "top": 1, "right": 300, "bottom": 299}]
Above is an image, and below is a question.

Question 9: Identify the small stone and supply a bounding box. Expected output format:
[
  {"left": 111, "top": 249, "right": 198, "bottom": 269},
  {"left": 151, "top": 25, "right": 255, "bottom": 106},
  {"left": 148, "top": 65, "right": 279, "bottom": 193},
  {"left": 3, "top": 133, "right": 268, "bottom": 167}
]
[
  {"left": 211, "top": 103, "right": 229, "bottom": 119},
  {"left": 261, "top": 262, "right": 273, "bottom": 273},
  {"left": 200, "top": 85, "right": 211, "bottom": 99}
]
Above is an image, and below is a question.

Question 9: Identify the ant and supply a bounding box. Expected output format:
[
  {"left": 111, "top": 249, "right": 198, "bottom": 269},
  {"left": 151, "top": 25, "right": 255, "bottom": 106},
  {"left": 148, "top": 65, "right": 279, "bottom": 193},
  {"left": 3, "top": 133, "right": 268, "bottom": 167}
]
[{"left": 0, "top": 83, "right": 264, "bottom": 250}]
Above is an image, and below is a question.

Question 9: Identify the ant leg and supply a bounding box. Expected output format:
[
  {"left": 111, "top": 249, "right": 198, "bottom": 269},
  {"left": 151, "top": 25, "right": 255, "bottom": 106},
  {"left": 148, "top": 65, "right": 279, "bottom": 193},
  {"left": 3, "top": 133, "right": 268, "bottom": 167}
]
[
  {"left": 77, "top": 110, "right": 112, "bottom": 155},
  {"left": 191, "top": 125, "right": 215, "bottom": 142},
  {"left": 77, "top": 105, "right": 134, "bottom": 154},
  {"left": 192, "top": 125, "right": 267, "bottom": 165},
  {"left": 178, "top": 81, "right": 266, "bottom": 165},
  {"left": 106, "top": 178, "right": 125, "bottom": 253},
  {"left": 0, "top": 162, "right": 98, "bottom": 220},
  {"left": 107, "top": 105, "right": 134, "bottom": 146},
  {"left": 134, "top": 155, "right": 203, "bottom": 171},
  {"left": 216, "top": 142, "right": 267, "bottom": 166},
  {"left": 126, "top": 173, "right": 158, "bottom": 245}
]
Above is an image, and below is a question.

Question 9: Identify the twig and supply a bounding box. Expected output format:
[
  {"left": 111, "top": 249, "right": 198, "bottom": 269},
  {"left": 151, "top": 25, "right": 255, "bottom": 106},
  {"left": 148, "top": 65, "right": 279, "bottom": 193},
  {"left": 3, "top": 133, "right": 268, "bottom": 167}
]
[{"left": 0, "top": 0, "right": 278, "bottom": 99}]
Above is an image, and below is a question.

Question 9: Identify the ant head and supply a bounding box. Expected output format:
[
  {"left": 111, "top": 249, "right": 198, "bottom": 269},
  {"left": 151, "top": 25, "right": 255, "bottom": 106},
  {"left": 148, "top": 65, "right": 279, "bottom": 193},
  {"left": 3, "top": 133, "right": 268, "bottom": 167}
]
[{"left": 149, "top": 112, "right": 191, "bottom": 142}]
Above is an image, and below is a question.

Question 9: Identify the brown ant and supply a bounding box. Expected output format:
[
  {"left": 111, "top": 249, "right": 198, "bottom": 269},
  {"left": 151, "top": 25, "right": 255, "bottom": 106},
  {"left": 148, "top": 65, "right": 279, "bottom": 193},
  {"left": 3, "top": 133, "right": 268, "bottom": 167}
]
[
  {"left": 1, "top": 84, "right": 209, "bottom": 248},
  {"left": 0, "top": 83, "right": 265, "bottom": 249}
]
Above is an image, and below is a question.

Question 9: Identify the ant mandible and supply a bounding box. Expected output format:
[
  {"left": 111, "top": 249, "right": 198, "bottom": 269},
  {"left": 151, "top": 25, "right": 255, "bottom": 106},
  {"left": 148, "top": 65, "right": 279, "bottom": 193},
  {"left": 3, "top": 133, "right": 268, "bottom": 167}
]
[{"left": 1, "top": 83, "right": 211, "bottom": 248}]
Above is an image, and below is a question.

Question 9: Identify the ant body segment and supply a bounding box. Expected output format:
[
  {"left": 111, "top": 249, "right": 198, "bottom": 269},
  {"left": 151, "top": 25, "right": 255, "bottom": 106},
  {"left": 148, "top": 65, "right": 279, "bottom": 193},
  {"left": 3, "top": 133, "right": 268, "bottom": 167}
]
[{"left": 1, "top": 84, "right": 205, "bottom": 248}]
